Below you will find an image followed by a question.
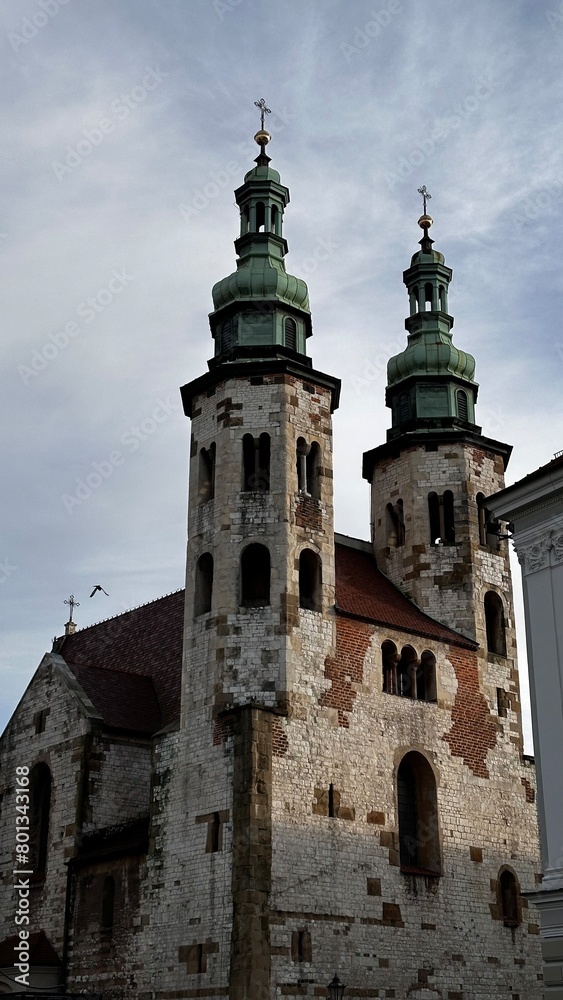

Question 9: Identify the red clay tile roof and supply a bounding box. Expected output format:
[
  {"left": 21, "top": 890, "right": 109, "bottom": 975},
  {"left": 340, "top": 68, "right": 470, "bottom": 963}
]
[
  {"left": 335, "top": 543, "right": 476, "bottom": 649},
  {"left": 58, "top": 589, "right": 184, "bottom": 729},
  {"left": 67, "top": 662, "right": 161, "bottom": 733}
]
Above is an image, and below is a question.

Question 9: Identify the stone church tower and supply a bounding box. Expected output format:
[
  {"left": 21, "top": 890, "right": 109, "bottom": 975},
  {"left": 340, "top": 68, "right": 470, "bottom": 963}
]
[{"left": 0, "top": 129, "right": 544, "bottom": 1000}]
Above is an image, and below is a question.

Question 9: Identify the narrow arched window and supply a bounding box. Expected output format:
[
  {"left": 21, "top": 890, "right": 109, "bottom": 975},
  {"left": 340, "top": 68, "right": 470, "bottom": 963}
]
[
  {"left": 30, "top": 763, "right": 51, "bottom": 877},
  {"left": 438, "top": 285, "right": 445, "bottom": 310},
  {"left": 284, "top": 317, "right": 297, "bottom": 352},
  {"left": 299, "top": 550, "right": 322, "bottom": 612},
  {"left": 476, "top": 492, "right": 487, "bottom": 545},
  {"left": 102, "top": 875, "right": 115, "bottom": 931},
  {"left": 256, "top": 201, "right": 265, "bottom": 232},
  {"left": 419, "top": 650, "right": 437, "bottom": 703},
  {"left": 271, "top": 205, "right": 279, "bottom": 234},
  {"left": 242, "top": 433, "right": 270, "bottom": 491},
  {"left": 382, "top": 640, "right": 398, "bottom": 694},
  {"left": 428, "top": 491, "right": 455, "bottom": 544},
  {"left": 195, "top": 553, "right": 213, "bottom": 616},
  {"left": 198, "top": 444, "right": 215, "bottom": 505},
  {"left": 428, "top": 492, "right": 440, "bottom": 543},
  {"left": 397, "top": 752, "right": 440, "bottom": 874},
  {"left": 398, "top": 645, "right": 418, "bottom": 699},
  {"left": 424, "top": 282, "right": 433, "bottom": 310},
  {"left": 296, "top": 437, "right": 307, "bottom": 492},
  {"left": 240, "top": 544, "right": 270, "bottom": 607},
  {"left": 499, "top": 869, "right": 521, "bottom": 926},
  {"left": 386, "top": 499, "right": 405, "bottom": 547},
  {"left": 456, "top": 389, "right": 468, "bottom": 422},
  {"left": 443, "top": 490, "right": 455, "bottom": 544},
  {"left": 413, "top": 286, "right": 419, "bottom": 313},
  {"left": 485, "top": 591, "right": 506, "bottom": 656},
  {"left": 209, "top": 812, "right": 221, "bottom": 853},
  {"left": 306, "top": 442, "right": 321, "bottom": 499}
]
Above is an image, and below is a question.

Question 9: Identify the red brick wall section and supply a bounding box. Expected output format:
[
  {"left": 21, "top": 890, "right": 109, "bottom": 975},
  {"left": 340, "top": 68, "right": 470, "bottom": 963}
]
[
  {"left": 272, "top": 716, "right": 289, "bottom": 756},
  {"left": 444, "top": 646, "right": 499, "bottom": 777},
  {"left": 321, "top": 617, "right": 374, "bottom": 727}
]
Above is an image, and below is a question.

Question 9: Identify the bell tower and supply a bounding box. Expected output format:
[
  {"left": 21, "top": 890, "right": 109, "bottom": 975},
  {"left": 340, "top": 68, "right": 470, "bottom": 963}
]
[{"left": 363, "top": 198, "right": 522, "bottom": 736}]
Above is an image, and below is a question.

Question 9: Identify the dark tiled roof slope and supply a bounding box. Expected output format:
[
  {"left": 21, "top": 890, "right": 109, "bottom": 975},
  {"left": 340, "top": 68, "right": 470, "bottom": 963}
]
[
  {"left": 67, "top": 662, "right": 161, "bottom": 733},
  {"left": 335, "top": 543, "right": 476, "bottom": 649},
  {"left": 59, "top": 590, "right": 184, "bottom": 728}
]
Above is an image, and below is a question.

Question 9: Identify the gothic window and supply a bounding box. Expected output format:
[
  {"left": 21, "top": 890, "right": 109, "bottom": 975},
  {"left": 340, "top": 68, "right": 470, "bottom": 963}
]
[
  {"left": 284, "top": 317, "right": 297, "bottom": 352},
  {"left": 256, "top": 201, "right": 265, "bottom": 232},
  {"left": 485, "top": 591, "right": 506, "bottom": 656},
  {"left": 397, "top": 752, "right": 440, "bottom": 874},
  {"left": 195, "top": 553, "right": 213, "bottom": 616},
  {"left": 382, "top": 640, "right": 398, "bottom": 694},
  {"left": 499, "top": 869, "right": 521, "bottom": 926},
  {"left": 299, "top": 549, "right": 322, "bottom": 612},
  {"left": 456, "top": 388, "right": 468, "bottom": 422},
  {"left": 242, "top": 433, "right": 270, "bottom": 491},
  {"left": 428, "top": 490, "right": 455, "bottom": 544},
  {"left": 198, "top": 444, "right": 215, "bottom": 505},
  {"left": 240, "top": 543, "right": 270, "bottom": 607},
  {"left": 30, "top": 762, "right": 51, "bottom": 878},
  {"left": 385, "top": 499, "right": 405, "bottom": 547},
  {"left": 101, "top": 875, "right": 115, "bottom": 931}
]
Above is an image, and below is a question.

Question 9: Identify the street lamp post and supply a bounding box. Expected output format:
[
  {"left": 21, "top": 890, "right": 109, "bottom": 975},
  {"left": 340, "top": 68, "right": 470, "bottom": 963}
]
[{"left": 327, "top": 974, "right": 346, "bottom": 1000}]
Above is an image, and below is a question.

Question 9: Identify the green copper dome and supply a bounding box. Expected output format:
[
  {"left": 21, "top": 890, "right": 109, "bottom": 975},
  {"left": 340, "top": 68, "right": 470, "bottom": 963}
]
[
  {"left": 208, "top": 134, "right": 312, "bottom": 363},
  {"left": 385, "top": 216, "right": 479, "bottom": 439}
]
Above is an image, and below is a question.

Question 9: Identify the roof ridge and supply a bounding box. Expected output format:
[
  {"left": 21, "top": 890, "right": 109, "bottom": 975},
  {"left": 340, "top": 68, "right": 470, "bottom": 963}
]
[{"left": 62, "top": 588, "right": 185, "bottom": 635}]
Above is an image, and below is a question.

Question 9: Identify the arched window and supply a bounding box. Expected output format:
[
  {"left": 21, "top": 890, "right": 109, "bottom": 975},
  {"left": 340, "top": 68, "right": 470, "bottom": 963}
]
[
  {"left": 419, "top": 650, "right": 437, "bottom": 703},
  {"left": 242, "top": 433, "right": 270, "bottom": 491},
  {"left": 299, "top": 550, "right": 322, "bottom": 612},
  {"left": 428, "top": 491, "right": 455, "bottom": 544},
  {"left": 198, "top": 444, "right": 215, "bottom": 505},
  {"left": 240, "top": 544, "right": 270, "bottom": 607},
  {"left": 412, "top": 286, "right": 419, "bottom": 313},
  {"left": 30, "top": 763, "right": 51, "bottom": 877},
  {"left": 382, "top": 640, "right": 398, "bottom": 694},
  {"left": 209, "top": 812, "right": 221, "bottom": 853},
  {"left": 102, "top": 875, "right": 115, "bottom": 931},
  {"left": 499, "top": 869, "right": 521, "bottom": 926},
  {"left": 271, "top": 205, "right": 279, "bottom": 234},
  {"left": 485, "top": 591, "right": 506, "bottom": 656},
  {"left": 456, "top": 389, "right": 468, "bottom": 422},
  {"left": 477, "top": 493, "right": 500, "bottom": 551},
  {"left": 256, "top": 201, "right": 265, "bottom": 232},
  {"left": 296, "top": 437, "right": 307, "bottom": 492},
  {"left": 398, "top": 645, "right": 418, "bottom": 698},
  {"left": 424, "top": 282, "right": 434, "bottom": 310},
  {"left": 195, "top": 553, "right": 213, "bottom": 616},
  {"left": 284, "top": 317, "right": 297, "bottom": 352},
  {"left": 306, "top": 442, "right": 321, "bottom": 499},
  {"left": 438, "top": 285, "right": 445, "bottom": 311},
  {"left": 385, "top": 500, "right": 405, "bottom": 547},
  {"left": 397, "top": 752, "right": 440, "bottom": 874}
]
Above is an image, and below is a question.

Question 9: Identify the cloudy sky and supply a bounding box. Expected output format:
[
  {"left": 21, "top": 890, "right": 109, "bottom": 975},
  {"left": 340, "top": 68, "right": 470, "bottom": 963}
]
[{"left": 2, "top": 0, "right": 562, "bottom": 747}]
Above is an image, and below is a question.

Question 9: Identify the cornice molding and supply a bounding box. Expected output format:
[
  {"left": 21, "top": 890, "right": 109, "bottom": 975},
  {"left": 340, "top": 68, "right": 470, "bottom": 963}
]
[{"left": 514, "top": 528, "right": 563, "bottom": 576}]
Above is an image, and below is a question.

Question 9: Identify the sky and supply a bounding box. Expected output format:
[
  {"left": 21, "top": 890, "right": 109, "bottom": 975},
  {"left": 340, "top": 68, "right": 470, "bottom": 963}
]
[{"left": 2, "top": 0, "right": 562, "bottom": 748}]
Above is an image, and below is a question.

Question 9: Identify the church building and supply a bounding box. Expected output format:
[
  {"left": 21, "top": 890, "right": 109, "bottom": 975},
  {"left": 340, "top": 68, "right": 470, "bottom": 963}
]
[{"left": 0, "top": 123, "right": 544, "bottom": 1000}]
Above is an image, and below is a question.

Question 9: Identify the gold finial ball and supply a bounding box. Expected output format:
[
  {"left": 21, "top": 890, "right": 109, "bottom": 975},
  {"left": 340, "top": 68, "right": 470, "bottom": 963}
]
[
  {"left": 418, "top": 213, "right": 433, "bottom": 229},
  {"left": 254, "top": 129, "right": 271, "bottom": 146}
]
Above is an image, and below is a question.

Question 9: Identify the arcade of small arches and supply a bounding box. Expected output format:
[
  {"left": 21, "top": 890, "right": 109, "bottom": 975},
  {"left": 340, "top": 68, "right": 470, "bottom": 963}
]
[
  {"left": 381, "top": 641, "right": 437, "bottom": 703},
  {"left": 384, "top": 489, "right": 506, "bottom": 549},
  {"left": 194, "top": 544, "right": 322, "bottom": 615},
  {"left": 197, "top": 434, "right": 322, "bottom": 503}
]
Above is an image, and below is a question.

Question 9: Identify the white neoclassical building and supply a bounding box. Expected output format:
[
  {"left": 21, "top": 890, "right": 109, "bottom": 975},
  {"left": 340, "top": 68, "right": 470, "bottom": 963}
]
[{"left": 489, "top": 452, "right": 563, "bottom": 999}]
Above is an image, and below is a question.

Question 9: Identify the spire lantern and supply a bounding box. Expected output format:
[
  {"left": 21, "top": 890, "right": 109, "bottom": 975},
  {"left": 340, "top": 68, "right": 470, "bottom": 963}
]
[{"left": 384, "top": 190, "right": 479, "bottom": 440}]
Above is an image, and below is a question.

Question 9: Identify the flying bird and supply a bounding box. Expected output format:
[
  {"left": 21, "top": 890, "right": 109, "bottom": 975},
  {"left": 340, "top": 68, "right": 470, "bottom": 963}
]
[{"left": 90, "top": 585, "right": 109, "bottom": 598}]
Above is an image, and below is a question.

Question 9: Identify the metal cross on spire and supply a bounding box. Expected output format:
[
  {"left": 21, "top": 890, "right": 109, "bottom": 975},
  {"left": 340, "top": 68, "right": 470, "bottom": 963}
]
[
  {"left": 64, "top": 594, "right": 80, "bottom": 622},
  {"left": 254, "top": 98, "right": 271, "bottom": 130},
  {"left": 417, "top": 185, "right": 432, "bottom": 215}
]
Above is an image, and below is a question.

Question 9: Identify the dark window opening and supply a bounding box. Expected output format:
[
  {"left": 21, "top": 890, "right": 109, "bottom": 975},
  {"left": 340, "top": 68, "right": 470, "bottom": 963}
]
[
  {"left": 196, "top": 944, "right": 205, "bottom": 974},
  {"left": 457, "top": 388, "right": 469, "bottom": 422},
  {"left": 271, "top": 205, "right": 279, "bottom": 234},
  {"left": 34, "top": 709, "right": 47, "bottom": 734},
  {"left": 328, "top": 783, "right": 336, "bottom": 818},
  {"left": 220, "top": 318, "right": 232, "bottom": 353},
  {"left": 413, "top": 285, "right": 419, "bottom": 313},
  {"left": 242, "top": 433, "right": 270, "bottom": 491},
  {"left": 256, "top": 201, "right": 265, "bottom": 232},
  {"left": 101, "top": 875, "right": 115, "bottom": 931},
  {"left": 382, "top": 640, "right": 398, "bottom": 694},
  {"left": 240, "top": 543, "right": 270, "bottom": 607},
  {"left": 306, "top": 442, "right": 321, "bottom": 499},
  {"left": 399, "top": 393, "right": 410, "bottom": 424},
  {"left": 208, "top": 812, "right": 221, "bottom": 853},
  {"left": 419, "top": 650, "right": 437, "bottom": 703},
  {"left": 428, "top": 490, "right": 455, "bottom": 544},
  {"left": 198, "top": 444, "right": 215, "bottom": 505},
  {"left": 30, "top": 763, "right": 51, "bottom": 877},
  {"left": 385, "top": 499, "right": 405, "bottom": 547},
  {"left": 424, "top": 282, "right": 434, "bottom": 310},
  {"left": 398, "top": 644, "right": 418, "bottom": 699},
  {"left": 439, "top": 285, "right": 445, "bottom": 310},
  {"left": 291, "top": 929, "right": 312, "bottom": 963},
  {"left": 195, "top": 553, "right": 213, "bottom": 616},
  {"left": 284, "top": 317, "right": 297, "bottom": 352},
  {"left": 397, "top": 752, "right": 440, "bottom": 874},
  {"left": 383, "top": 643, "right": 436, "bottom": 703},
  {"left": 296, "top": 437, "right": 307, "bottom": 492},
  {"left": 242, "top": 207, "right": 249, "bottom": 234},
  {"left": 485, "top": 591, "right": 507, "bottom": 656},
  {"left": 497, "top": 687, "right": 509, "bottom": 718},
  {"left": 477, "top": 493, "right": 500, "bottom": 551},
  {"left": 500, "top": 869, "right": 521, "bottom": 926},
  {"left": 299, "top": 549, "right": 322, "bottom": 612}
]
